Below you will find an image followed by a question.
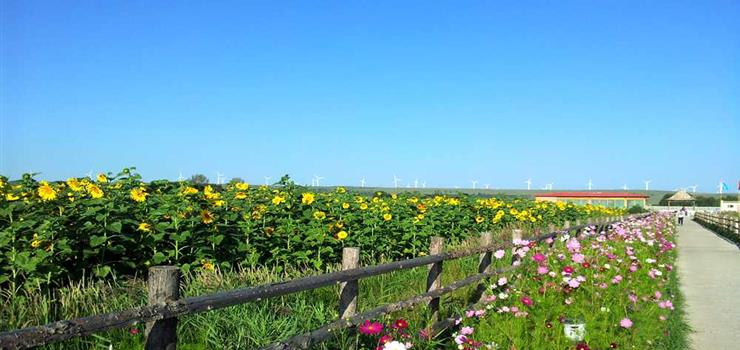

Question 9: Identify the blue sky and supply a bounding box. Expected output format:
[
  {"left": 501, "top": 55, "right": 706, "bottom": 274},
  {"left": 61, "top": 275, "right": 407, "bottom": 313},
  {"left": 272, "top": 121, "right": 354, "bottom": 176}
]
[{"left": 1, "top": 1, "right": 738, "bottom": 192}]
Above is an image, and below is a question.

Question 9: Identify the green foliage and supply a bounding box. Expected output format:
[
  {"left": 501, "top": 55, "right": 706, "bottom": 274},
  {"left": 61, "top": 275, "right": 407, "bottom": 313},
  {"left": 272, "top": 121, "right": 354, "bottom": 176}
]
[{"left": 0, "top": 169, "right": 624, "bottom": 289}]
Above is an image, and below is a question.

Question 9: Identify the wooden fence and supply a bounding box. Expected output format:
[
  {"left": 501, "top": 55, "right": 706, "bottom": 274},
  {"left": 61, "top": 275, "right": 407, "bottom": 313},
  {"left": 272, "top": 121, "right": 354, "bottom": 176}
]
[
  {"left": 694, "top": 211, "right": 740, "bottom": 242},
  {"left": 0, "top": 215, "right": 646, "bottom": 350}
]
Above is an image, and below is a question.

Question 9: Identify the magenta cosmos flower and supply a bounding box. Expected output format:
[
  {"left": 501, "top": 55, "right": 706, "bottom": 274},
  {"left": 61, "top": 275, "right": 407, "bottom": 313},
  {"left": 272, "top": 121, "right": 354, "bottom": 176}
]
[
  {"left": 358, "top": 320, "right": 383, "bottom": 335},
  {"left": 520, "top": 296, "right": 534, "bottom": 306},
  {"left": 619, "top": 318, "right": 633, "bottom": 328},
  {"left": 532, "top": 253, "right": 546, "bottom": 263},
  {"left": 563, "top": 266, "right": 574, "bottom": 274}
]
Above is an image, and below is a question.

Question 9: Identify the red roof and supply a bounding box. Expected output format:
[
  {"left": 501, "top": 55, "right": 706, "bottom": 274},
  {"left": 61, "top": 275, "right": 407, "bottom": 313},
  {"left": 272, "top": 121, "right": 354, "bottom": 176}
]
[{"left": 534, "top": 192, "right": 649, "bottom": 199}]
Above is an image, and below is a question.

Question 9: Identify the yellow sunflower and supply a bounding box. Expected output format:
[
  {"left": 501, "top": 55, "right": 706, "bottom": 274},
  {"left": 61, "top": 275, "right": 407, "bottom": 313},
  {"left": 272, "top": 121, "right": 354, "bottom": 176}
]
[
  {"left": 130, "top": 187, "right": 148, "bottom": 202},
  {"left": 272, "top": 195, "right": 286, "bottom": 205},
  {"left": 86, "top": 184, "right": 104, "bottom": 199},
  {"left": 201, "top": 210, "right": 215, "bottom": 224},
  {"left": 301, "top": 192, "right": 315, "bottom": 205},
  {"left": 37, "top": 182, "right": 57, "bottom": 201},
  {"left": 66, "top": 178, "right": 84, "bottom": 192},
  {"left": 337, "top": 230, "right": 348, "bottom": 240}
]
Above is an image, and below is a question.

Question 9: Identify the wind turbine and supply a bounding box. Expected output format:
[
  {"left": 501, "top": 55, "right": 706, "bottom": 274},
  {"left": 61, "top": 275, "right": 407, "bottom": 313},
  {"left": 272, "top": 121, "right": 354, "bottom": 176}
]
[
  {"left": 688, "top": 185, "right": 697, "bottom": 193},
  {"left": 524, "top": 178, "right": 532, "bottom": 190},
  {"left": 546, "top": 183, "right": 554, "bottom": 191},
  {"left": 421, "top": 181, "right": 426, "bottom": 188},
  {"left": 471, "top": 180, "right": 478, "bottom": 189},
  {"left": 587, "top": 179, "right": 593, "bottom": 191},
  {"left": 414, "top": 179, "right": 419, "bottom": 188},
  {"left": 216, "top": 172, "right": 225, "bottom": 185},
  {"left": 484, "top": 184, "right": 490, "bottom": 189},
  {"left": 622, "top": 184, "right": 628, "bottom": 191},
  {"left": 393, "top": 175, "right": 402, "bottom": 189},
  {"left": 313, "top": 175, "right": 324, "bottom": 187},
  {"left": 264, "top": 176, "right": 271, "bottom": 186},
  {"left": 177, "top": 172, "right": 185, "bottom": 181},
  {"left": 644, "top": 180, "right": 652, "bottom": 191},
  {"left": 85, "top": 170, "right": 93, "bottom": 179},
  {"left": 360, "top": 178, "right": 366, "bottom": 188}
]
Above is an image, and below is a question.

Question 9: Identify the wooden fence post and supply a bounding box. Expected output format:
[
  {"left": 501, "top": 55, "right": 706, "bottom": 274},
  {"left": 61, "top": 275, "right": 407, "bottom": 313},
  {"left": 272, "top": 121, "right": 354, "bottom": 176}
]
[
  {"left": 564, "top": 220, "right": 571, "bottom": 231},
  {"left": 511, "top": 229, "right": 523, "bottom": 265},
  {"left": 470, "top": 232, "right": 492, "bottom": 303},
  {"left": 339, "top": 247, "right": 360, "bottom": 319},
  {"left": 427, "top": 237, "right": 444, "bottom": 321},
  {"left": 145, "top": 266, "right": 180, "bottom": 350},
  {"left": 548, "top": 223, "right": 556, "bottom": 233}
]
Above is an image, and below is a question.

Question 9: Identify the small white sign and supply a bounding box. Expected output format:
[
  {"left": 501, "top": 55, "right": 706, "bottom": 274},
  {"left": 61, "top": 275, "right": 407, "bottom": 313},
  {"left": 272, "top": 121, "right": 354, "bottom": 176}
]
[{"left": 564, "top": 322, "right": 585, "bottom": 341}]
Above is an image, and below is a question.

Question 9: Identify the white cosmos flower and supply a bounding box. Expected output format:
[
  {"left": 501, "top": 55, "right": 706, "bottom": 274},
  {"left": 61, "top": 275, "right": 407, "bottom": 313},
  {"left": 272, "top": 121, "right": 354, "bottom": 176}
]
[{"left": 383, "top": 341, "right": 407, "bottom": 350}]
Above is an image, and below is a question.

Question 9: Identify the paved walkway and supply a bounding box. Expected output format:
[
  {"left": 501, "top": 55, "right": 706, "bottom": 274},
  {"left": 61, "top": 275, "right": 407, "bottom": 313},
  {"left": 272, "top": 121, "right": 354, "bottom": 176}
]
[{"left": 677, "top": 219, "right": 740, "bottom": 349}]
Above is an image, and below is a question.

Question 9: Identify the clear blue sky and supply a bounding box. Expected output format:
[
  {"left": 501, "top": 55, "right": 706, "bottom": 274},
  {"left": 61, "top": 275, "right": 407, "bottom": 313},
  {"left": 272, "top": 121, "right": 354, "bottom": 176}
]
[{"left": 1, "top": 1, "right": 738, "bottom": 192}]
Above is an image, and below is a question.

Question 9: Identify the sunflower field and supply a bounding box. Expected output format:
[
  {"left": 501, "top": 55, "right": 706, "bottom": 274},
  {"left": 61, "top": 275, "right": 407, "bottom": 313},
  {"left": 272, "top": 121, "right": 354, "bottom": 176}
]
[{"left": 0, "top": 169, "right": 624, "bottom": 289}]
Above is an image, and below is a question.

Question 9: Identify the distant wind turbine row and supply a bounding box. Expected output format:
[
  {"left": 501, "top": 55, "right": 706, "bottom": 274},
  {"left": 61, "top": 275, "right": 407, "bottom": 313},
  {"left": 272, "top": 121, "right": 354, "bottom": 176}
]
[{"left": 169, "top": 172, "right": 714, "bottom": 194}]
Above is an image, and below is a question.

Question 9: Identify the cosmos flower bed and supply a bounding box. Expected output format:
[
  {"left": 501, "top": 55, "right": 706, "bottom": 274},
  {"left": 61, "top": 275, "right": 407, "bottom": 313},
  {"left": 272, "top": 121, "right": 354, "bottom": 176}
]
[
  {"left": 450, "top": 213, "right": 679, "bottom": 349},
  {"left": 355, "top": 214, "right": 680, "bottom": 350}
]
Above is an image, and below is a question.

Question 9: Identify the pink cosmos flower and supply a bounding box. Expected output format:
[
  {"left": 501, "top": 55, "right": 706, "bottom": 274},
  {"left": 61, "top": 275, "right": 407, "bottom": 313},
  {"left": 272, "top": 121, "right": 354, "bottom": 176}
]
[
  {"left": 521, "top": 296, "right": 534, "bottom": 306},
  {"left": 460, "top": 326, "right": 474, "bottom": 335},
  {"left": 629, "top": 264, "right": 638, "bottom": 272},
  {"left": 628, "top": 293, "right": 638, "bottom": 303},
  {"left": 599, "top": 282, "right": 608, "bottom": 289},
  {"left": 568, "top": 279, "right": 581, "bottom": 288},
  {"left": 620, "top": 318, "right": 633, "bottom": 328},
  {"left": 537, "top": 266, "right": 549, "bottom": 275},
  {"left": 566, "top": 238, "right": 581, "bottom": 252},
  {"left": 497, "top": 277, "right": 508, "bottom": 286},
  {"left": 611, "top": 275, "right": 623, "bottom": 284},
  {"left": 572, "top": 253, "right": 585, "bottom": 264},
  {"left": 493, "top": 250, "right": 505, "bottom": 259},
  {"left": 654, "top": 291, "right": 662, "bottom": 299},
  {"left": 358, "top": 320, "right": 383, "bottom": 335}
]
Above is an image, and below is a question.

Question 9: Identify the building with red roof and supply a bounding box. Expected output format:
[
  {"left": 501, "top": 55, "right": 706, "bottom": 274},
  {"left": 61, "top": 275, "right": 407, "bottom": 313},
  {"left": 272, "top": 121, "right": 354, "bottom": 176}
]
[{"left": 534, "top": 191, "right": 649, "bottom": 208}]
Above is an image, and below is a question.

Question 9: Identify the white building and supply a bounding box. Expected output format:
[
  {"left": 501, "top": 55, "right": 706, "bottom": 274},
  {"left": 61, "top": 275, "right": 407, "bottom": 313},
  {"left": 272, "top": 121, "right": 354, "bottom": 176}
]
[{"left": 720, "top": 200, "right": 740, "bottom": 212}]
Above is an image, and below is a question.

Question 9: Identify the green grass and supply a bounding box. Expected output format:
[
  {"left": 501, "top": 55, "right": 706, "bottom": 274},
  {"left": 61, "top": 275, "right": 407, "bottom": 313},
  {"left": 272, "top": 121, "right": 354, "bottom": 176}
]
[
  {"left": 654, "top": 265, "right": 691, "bottom": 350},
  {"left": 1, "top": 242, "right": 495, "bottom": 349}
]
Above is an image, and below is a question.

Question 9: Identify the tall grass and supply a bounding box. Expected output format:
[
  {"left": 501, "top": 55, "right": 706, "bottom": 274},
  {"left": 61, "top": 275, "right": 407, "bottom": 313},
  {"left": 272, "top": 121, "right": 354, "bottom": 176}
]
[{"left": 1, "top": 242, "right": 492, "bottom": 349}]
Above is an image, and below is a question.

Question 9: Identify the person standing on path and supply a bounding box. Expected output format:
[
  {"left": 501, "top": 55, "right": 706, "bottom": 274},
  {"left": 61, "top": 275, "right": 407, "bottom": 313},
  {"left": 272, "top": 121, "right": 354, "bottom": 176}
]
[{"left": 677, "top": 207, "right": 686, "bottom": 225}]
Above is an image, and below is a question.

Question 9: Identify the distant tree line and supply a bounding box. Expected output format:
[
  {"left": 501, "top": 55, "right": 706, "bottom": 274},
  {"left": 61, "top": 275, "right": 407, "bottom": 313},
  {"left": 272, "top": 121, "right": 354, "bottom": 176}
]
[{"left": 657, "top": 194, "right": 727, "bottom": 207}]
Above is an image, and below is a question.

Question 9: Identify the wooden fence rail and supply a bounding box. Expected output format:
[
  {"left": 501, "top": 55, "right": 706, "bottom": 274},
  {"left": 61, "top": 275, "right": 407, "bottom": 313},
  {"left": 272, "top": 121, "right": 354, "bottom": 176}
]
[
  {"left": 694, "top": 211, "right": 740, "bottom": 240},
  {"left": 0, "top": 214, "right": 647, "bottom": 350}
]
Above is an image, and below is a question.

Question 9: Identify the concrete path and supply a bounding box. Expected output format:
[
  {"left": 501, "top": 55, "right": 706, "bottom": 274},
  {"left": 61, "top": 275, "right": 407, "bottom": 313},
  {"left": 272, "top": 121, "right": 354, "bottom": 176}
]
[{"left": 677, "top": 219, "right": 740, "bottom": 350}]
